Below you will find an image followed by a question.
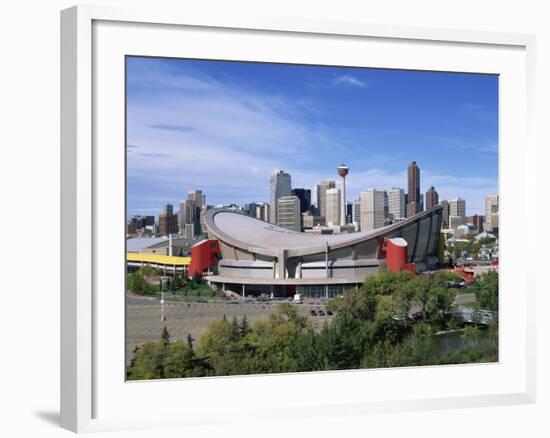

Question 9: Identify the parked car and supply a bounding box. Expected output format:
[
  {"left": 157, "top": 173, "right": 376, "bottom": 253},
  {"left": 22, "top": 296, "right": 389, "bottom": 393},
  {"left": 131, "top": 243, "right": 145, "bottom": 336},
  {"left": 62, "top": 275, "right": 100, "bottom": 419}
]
[
  {"left": 317, "top": 309, "right": 325, "bottom": 316},
  {"left": 310, "top": 309, "right": 317, "bottom": 316}
]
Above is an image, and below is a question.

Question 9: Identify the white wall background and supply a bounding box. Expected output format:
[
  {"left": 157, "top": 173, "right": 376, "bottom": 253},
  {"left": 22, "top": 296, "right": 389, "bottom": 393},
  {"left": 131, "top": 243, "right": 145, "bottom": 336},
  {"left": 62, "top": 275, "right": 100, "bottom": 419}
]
[{"left": 0, "top": 0, "right": 548, "bottom": 436}]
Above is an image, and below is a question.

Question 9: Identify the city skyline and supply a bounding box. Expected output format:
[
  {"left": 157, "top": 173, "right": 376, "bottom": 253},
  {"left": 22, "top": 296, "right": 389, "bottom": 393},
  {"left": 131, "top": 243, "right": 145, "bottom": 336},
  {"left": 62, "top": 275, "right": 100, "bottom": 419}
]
[{"left": 127, "top": 57, "right": 498, "bottom": 217}]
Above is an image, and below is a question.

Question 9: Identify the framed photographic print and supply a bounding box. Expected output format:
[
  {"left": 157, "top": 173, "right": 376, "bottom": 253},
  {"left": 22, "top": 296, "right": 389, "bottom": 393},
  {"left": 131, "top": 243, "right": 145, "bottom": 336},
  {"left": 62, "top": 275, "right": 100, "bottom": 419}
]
[{"left": 61, "top": 5, "right": 536, "bottom": 433}]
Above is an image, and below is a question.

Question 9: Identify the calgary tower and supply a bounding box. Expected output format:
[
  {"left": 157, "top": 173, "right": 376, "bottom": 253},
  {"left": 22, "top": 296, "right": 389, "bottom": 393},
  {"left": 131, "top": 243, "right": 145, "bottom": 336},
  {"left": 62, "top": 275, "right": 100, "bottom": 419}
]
[{"left": 337, "top": 164, "right": 349, "bottom": 225}]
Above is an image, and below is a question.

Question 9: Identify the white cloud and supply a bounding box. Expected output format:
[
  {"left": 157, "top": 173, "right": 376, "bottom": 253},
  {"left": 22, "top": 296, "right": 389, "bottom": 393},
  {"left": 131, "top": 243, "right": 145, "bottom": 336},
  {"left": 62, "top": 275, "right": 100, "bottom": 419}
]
[
  {"left": 127, "top": 62, "right": 494, "bottom": 215},
  {"left": 333, "top": 75, "right": 367, "bottom": 88}
]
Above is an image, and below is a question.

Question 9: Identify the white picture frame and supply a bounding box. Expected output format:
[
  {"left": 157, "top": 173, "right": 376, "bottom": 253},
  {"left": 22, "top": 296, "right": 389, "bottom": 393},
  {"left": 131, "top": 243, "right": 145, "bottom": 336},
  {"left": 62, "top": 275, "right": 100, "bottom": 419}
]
[{"left": 61, "top": 5, "right": 536, "bottom": 433}]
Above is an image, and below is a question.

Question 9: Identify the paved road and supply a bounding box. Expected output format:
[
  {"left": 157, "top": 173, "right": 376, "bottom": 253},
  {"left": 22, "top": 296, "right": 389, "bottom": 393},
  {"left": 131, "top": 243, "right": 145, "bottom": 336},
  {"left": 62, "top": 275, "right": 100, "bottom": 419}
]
[
  {"left": 126, "top": 296, "right": 332, "bottom": 364},
  {"left": 454, "top": 293, "right": 476, "bottom": 305}
]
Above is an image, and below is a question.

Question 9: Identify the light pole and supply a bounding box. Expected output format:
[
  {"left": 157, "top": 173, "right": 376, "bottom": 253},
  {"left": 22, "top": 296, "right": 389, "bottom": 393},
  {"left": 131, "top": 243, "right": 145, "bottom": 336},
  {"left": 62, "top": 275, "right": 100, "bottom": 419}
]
[{"left": 160, "top": 276, "right": 165, "bottom": 321}]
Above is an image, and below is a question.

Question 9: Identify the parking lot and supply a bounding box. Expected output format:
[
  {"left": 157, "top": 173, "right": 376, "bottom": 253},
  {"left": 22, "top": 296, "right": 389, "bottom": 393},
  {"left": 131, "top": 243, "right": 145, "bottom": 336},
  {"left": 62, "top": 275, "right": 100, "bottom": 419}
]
[{"left": 126, "top": 296, "right": 333, "bottom": 363}]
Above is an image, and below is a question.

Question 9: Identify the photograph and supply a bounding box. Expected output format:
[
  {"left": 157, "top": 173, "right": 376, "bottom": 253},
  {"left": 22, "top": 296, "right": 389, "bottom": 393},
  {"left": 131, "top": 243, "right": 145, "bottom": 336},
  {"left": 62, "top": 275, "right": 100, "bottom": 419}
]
[{"left": 125, "top": 56, "right": 499, "bottom": 380}]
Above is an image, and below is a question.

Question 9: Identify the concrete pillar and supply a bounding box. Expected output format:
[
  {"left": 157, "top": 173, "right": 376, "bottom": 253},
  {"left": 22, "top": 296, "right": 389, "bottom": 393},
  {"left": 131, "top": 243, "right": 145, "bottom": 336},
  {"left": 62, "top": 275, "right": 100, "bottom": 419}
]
[
  {"left": 277, "top": 250, "right": 287, "bottom": 279},
  {"left": 340, "top": 175, "right": 346, "bottom": 226}
]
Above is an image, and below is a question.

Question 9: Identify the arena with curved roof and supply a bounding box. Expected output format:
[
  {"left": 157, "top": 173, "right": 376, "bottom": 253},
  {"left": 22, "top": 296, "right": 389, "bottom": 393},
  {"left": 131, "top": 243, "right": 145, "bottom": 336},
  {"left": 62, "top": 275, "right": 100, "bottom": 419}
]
[{"left": 203, "top": 206, "right": 443, "bottom": 298}]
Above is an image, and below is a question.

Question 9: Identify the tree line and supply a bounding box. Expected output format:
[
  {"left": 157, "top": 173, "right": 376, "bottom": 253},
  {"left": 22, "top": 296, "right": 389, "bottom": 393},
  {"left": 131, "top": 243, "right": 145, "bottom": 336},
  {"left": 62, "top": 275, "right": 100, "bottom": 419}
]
[{"left": 127, "top": 270, "right": 498, "bottom": 380}]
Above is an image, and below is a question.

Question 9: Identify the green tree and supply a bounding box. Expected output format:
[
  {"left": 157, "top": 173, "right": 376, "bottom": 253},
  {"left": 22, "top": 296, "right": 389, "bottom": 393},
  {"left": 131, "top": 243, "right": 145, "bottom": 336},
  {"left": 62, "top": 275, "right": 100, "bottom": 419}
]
[
  {"left": 472, "top": 271, "right": 498, "bottom": 311},
  {"left": 127, "top": 271, "right": 153, "bottom": 295},
  {"left": 240, "top": 316, "right": 250, "bottom": 338},
  {"left": 426, "top": 287, "right": 455, "bottom": 329},
  {"left": 161, "top": 326, "right": 171, "bottom": 347},
  {"left": 163, "top": 341, "right": 211, "bottom": 378},
  {"left": 127, "top": 341, "right": 166, "bottom": 380},
  {"left": 230, "top": 317, "right": 241, "bottom": 341},
  {"left": 138, "top": 265, "right": 161, "bottom": 278},
  {"left": 392, "top": 280, "right": 416, "bottom": 321},
  {"left": 326, "top": 289, "right": 377, "bottom": 322},
  {"left": 362, "top": 270, "right": 415, "bottom": 296},
  {"left": 413, "top": 276, "right": 430, "bottom": 319}
]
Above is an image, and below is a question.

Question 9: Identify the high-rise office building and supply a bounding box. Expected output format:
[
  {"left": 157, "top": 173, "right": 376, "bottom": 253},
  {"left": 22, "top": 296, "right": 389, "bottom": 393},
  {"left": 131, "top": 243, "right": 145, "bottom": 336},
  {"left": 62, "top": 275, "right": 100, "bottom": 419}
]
[
  {"left": 388, "top": 187, "right": 406, "bottom": 222},
  {"left": 187, "top": 190, "right": 203, "bottom": 209},
  {"left": 269, "top": 170, "right": 292, "bottom": 224},
  {"left": 128, "top": 215, "right": 155, "bottom": 234},
  {"left": 181, "top": 223, "right": 195, "bottom": 240},
  {"left": 256, "top": 202, "right": 270, "bottom": 222},
  {"left": 317, "top": 180, "right": 336, "bottom": 219},
  {"left": 277, "top": 196, "right": 301, "bottom": 232},
  {"left": 291, "top": 188, "right": 311, "bottom": 214},
  {"left": 467, "top": 214, "right": 485, "bottom": 233},
  {"left": 448, "top": 215, "right": 465, "bottom": 229},
  {"left": 406, "top": 161, "right": 421, "bottom": 217},
  {"left": 449, "top": 198, "right": 466, "bottom": 229},
  {"left": 360, "top": 189, "right": 385, "bottom": 231},
  {"left": 159, "top": 203, "right": 178, "bottom": 235},
  {"left": 199, "top": 205, "right": 211, "bottom": 234},
  {"left": 440, "top": 200, "right": 450, "bottom": 227},
  {"left": 187, "top": 191, "right": 202, "bottom": 235},
  {"left": 449, "top": 198, "right": 466, "bottom": 217},
  {"left": 244, "top": 202, "right": 259, "bottom": 218},
  {"left": 484, "top": 195, "right": 499, "bottom": 232},
  {"left": 162, "top": 203, "right": 174, "bottom": 216},
  {"left": 177, "top": 190, "right": 204, "bottom": 237},
  {"left": 353, "top": 197, "right": 361, "bottom": 229},
  {"left": 178, "top": 200, "right": 188, "bottom": 229},
  {"left": 425, "top": 186, "right": 439, "bottom": 210},
  {"left": 346, "top": 202, "right": 353, "bottom": 224},
  {"left": 325, "top": 188, "right": 341, "bottom": 226},
  {"left": 302, "top": 213, "right": 326, "bottom": 229}
]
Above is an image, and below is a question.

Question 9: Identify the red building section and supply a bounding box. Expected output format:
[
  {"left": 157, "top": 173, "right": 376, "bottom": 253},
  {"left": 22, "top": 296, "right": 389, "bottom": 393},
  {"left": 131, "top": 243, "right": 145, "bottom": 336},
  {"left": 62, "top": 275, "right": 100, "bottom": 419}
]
[
  {"left": 188, "top": 239, "right": 221, "bottom": 277},
  {"left": 454, "top": 268, "right": 475, "bottom": 284},
  {"left": 381, "top": 237, "right": 416, "bottom": 274}
]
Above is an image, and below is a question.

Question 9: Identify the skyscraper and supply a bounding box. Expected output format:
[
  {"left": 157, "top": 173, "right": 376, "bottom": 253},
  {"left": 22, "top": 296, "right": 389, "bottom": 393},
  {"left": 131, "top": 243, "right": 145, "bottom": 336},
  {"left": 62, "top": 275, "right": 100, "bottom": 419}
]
[
  {"left": 337, "top": 164, "right": 349, "bottom": 225},
  {"left": 467, "top": 214, "right": 485, "bottom": 233},
  {"left": 256, "top": 202, "right": 270, "bottom": 222},
  {"left": 244, "top": 202, "right": 259, "bottom": 218},
  {"left": 317, "top": 180, "right": 336, "bottom": 219},
  {"left": 186, "top": 190, "right": 203, "bottom": 235},
  {"left": 346, "top": 202, "right": 353, "bottom": 224},
  {"left": 449, "top": 198, "right": 466, "bottom": 229},
  {"left": 325, "top": 188, "right": 341, "bottom": 226},
  {"left": 383, "top": 191, "right": 389, "bottom": 223},
  {"left": 425, "top": 186, "right": 439, "bottom": 210},
  {"left": 277, "top": 196, "right": 301, "bottom": 232},
  {"left": 291, "top": 188, "right": 312, "bottom": 214},
  {"left": 484, "top": 195, "right": 499, "bottom": 232},
  {"left": 269, "top": 170, "right": 292, "bottom": 224},
  {"left": 388, "top": 187, "right": 406, "bottom": 221},
  {"left": 406, "top": 161, "right": 421, "bottom": 217},
  {"left": 440, "top": 200, "right": 450, "bottom": 227},
  {"left": 159, "top": 203, "right": 178, "bottom": 235},
  {"left": 199, "top": 204, "right": 211, "bottom": 234},
  {"left": 178, "top": 200, "right": 188, "bottom": 229},
  {"left": 360, "top": 189, "right": 385, "bottom": 231},
  {"left": 162, "top": 203, "right": 174, "bottom": 216},
  {"left": 449, "top": 198, "right": 466, "bottom": 217},
  {"left": 353, "top": 197, "right": 361, "bottom": 229},
  {"left": 187, "top": 190, "right": 203, "bottom": 209}
]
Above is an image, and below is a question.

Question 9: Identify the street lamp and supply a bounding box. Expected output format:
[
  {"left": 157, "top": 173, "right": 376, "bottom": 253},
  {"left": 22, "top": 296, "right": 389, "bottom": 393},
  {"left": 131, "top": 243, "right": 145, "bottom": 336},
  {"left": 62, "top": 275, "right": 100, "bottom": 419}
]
[{"left": 160, "top": 276, "right": 166, "bottom": 321}]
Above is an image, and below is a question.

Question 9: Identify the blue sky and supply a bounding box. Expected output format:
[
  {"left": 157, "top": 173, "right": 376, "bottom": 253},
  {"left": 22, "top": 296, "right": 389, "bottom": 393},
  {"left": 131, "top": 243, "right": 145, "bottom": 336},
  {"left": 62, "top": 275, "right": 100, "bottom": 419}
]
[{"left": 126, "top": 56, "right": 498, "bottom": 217}]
